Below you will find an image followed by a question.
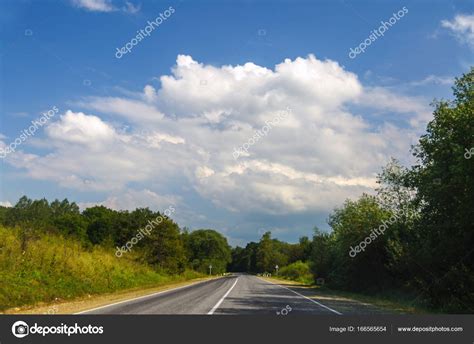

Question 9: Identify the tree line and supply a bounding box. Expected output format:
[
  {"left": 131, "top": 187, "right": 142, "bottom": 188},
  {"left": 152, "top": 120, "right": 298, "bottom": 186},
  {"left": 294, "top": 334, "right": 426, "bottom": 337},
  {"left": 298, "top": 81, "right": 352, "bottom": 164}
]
[{"left": 0, "top": 199, "right": 232, "bottom": 275}]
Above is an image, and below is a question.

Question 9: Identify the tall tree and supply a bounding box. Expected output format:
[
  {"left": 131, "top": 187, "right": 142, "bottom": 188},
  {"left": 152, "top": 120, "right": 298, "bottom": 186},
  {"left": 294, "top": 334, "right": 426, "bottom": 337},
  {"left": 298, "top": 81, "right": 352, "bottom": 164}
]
[
  {"left": 186, "top": 229, "right": 231, "bottom": 274},
  {"left": 404, "top": 69, "right": 474, "bottom": 310}
]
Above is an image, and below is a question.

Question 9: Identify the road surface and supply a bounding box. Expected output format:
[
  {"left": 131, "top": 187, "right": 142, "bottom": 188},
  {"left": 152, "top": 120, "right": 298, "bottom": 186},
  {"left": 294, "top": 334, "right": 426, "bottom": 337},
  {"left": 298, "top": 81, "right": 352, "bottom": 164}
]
[{"left": 78, "top": 274, "right": 387, "bottom": 315}]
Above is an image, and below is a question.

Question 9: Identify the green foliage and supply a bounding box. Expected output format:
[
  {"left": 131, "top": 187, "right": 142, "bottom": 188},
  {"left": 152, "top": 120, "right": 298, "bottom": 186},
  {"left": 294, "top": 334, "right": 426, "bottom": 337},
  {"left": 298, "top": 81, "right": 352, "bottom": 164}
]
[
  {"left": 403, "top": 68, "right": 474, "bottom": 311},
  {"left": 185, "top": 229, "right": 231, "bottom": 274},
  {"left": 53, "top": 213, "right": 87, "bottom": 242},
  {"left": 228, "top": 242, "right": 259, "bottom": 272},
  {"left": 0, "top": 226, "right": 203, "bottom": 311},
  {"left": 228, "top": 232, "right": 313, "bottom": 274},
  {"left": 327, "top": 195, "right": 393, "bottom": 291},
  {"left": 141, "top": 219, "right": 187, "bottom": 274},
  {"left": 83, "top": 206, "right": 116, "bottom": 244},
  {"left": 0, "top": 206, "right": 8, "bottom": 224},
  {"left": 0, "top": 196, "right": 230, "bottom": 287},
  {"left": 256, "top": 232, "right": 290, "bottom": 273},
  {"left": 278, "top": 261, "right": 313, "bottom": 284},
  {"left": 310, "top": 227, "right": 333, "bottom": 280}
]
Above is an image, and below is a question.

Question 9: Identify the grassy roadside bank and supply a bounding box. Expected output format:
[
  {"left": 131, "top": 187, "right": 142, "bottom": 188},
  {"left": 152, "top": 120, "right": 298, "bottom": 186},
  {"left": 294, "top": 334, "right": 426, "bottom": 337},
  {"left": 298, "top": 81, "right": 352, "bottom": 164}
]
[
  {"left": 262, "top": 276, "right": 433, "bottom": 314},
  {"left": 2, "top": 275, "right": 222, "bottom": 314},
  {"left": 0, "top": 226, "right": 209, "bottom": 313}
]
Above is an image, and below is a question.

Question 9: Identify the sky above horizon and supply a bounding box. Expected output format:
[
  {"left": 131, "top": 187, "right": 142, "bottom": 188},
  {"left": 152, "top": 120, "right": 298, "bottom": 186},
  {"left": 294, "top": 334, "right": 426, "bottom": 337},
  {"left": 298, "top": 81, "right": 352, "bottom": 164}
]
[{"left": 0, "top": 0, "right": 473, "bottom": 246}]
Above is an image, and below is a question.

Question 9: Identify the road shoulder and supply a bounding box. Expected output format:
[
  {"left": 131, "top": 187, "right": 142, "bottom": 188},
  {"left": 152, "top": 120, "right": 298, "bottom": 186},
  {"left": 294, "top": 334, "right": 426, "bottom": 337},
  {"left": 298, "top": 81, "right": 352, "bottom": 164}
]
[{"left": 259, "top": 276, "right": 403, "bottom": 315}]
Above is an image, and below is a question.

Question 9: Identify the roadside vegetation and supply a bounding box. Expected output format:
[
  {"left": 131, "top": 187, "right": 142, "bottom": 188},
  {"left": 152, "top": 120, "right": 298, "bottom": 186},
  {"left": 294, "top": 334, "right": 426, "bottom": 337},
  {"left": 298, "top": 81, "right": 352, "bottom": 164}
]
[
  {"left": 0, "top": 204, "right": 231, "bottom": 311},
  {"left": 277, "top": 261, "right": 313, "bottom": 285},
  {"left": 0, "top": 226, "right": 205, "bottom": 311}
]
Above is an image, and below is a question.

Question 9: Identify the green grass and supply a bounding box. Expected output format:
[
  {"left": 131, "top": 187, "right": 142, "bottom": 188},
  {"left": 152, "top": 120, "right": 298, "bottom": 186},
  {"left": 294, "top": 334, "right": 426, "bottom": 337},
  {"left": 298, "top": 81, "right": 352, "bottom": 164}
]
[
  {"left": 0, "top": 226, "right": 204, "bottom": 311},
  {"left": 310, "top": 287, "right": 435, "bottom": 314}
]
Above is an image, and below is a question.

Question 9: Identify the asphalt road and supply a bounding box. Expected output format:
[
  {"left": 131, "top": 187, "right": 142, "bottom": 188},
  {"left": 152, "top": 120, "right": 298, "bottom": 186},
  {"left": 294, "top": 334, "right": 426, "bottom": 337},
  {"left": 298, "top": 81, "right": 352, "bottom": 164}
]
[{"left": 78, "top": 274, "right": 387, "bottom": 315}]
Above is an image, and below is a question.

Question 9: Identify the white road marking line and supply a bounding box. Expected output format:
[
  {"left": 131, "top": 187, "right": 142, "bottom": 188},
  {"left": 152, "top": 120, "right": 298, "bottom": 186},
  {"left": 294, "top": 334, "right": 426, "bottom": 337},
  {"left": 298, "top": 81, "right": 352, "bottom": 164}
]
[
  {"left": 75, "top": 277, "right": 225, "bottom": 314},
  {"left": 260, "top": 278, "right": 342, "bottom": 315},
  {"left": 207, "top": 277, "right": 239, "bottom": 315}
]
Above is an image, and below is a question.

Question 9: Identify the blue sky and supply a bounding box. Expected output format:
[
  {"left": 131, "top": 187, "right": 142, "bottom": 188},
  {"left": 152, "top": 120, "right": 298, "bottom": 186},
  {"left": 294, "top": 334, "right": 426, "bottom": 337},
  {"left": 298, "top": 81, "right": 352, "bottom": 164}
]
[{"left": 0, "top": 0, "right": 473, "bottom": 246}]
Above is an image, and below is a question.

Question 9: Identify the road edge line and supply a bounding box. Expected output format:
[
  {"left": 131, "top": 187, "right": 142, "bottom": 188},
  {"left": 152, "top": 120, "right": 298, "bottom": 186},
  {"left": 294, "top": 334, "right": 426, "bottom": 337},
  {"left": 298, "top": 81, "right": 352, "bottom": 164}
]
[
  {"left": 75, "top": 276, "right": 227, "bottom": 314},
  {"left": 207, "top": 277, "right": 239, "bottom": 315},
  {"left": 259, "top": 277, "right": 342, "bottom": 315}
]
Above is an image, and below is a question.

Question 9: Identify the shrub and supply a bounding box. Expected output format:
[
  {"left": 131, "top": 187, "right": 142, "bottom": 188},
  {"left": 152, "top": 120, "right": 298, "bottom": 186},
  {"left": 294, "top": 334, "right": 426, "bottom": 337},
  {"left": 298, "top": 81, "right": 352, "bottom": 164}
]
[{"left": 278, "top": 261, "right": 313, "bottom": 285}]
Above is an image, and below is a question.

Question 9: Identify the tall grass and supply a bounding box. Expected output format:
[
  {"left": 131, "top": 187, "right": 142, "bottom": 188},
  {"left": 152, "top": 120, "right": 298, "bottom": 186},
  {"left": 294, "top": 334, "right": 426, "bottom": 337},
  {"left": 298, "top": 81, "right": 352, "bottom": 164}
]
[{"left": 0, "top": 227, "right": 202, "bottom": 311}]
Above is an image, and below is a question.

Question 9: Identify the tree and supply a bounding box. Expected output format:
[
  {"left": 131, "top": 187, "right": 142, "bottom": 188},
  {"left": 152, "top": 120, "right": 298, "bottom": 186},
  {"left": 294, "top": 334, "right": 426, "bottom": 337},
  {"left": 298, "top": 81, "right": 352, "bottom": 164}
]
[
  {"left": 326, "top": 194, "right": 392, "bottom": 291},
  {"left": 287, "top": 236, "right": 312, "bottom": 263},
  {"left": 310, "top": 227, "right": 333, "bottom": 280},
  {"left": 5, "top": 196, "right": 52, "bottom": 229},
  {"left": 83, "top": 206, "right": 116, "bottom": 245},
  {"left": 375, "top": 159, "right": 419, "bottom": 290},
  {"left": 256, "top": 232, "right": 273, "bottom": 272},
  {"left": 50, "top": 199, "right": 80, "bottom": 216},
  {"left": 228, "top": 246, "right": 246, "bottom": 272},
  {"left": 141, "top": 215, "right": 187, "bottom": 274},
  {"left": 255, "top": 232, "right": 288, "bottom": 273},
  {"left": 0, "top": 205, "right": 8, "bottom": 224},
  {"left": 54, "top": 213, "right": 87, "bottom": 241},
  {"left": 186, "top": 229, "right": 231, "bottom": 274},
  {"left": 241, "top": 242, "right": 259, "bottom": 273},
  {"left": 403, "top": 68, "right": 474, "bottom": 310}
]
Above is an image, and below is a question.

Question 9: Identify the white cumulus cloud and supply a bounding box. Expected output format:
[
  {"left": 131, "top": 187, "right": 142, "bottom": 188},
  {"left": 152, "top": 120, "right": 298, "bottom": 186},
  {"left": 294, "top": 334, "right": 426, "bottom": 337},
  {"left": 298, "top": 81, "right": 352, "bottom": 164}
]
[
  {"left": 442, "top": 14, "right": 474, "bottom": 49},
  {"left": 6, "top": 54, "right": 430, "bottom": 216},
  {"left": 79, "top": 189, "right": 179, "bottom": 211},
  {"left": 72, "top": 0, "right": 116, "bottom": 12},
  {"left": 46, "top": 110, "right": 116, "bottom": 145}
]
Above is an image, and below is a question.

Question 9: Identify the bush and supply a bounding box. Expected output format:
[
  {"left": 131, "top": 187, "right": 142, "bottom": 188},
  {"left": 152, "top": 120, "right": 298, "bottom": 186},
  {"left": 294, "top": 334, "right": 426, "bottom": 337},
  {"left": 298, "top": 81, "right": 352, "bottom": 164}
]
[{"left": 278, "top": 261, "right": 313, "bottom": 285}]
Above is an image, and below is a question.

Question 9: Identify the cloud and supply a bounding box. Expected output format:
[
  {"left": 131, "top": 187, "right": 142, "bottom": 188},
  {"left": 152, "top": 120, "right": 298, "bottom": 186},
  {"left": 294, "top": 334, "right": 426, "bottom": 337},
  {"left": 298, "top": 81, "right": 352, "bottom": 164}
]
[
  {"left": 358, "top": 87, "right": 432, "bottom": 126},
  {"left": 409, "top": 75, "right": 454, "bottom": 87},
  {"left": 441, "top": 14, "right": 474, "bottom": 48},
  {"left": 72, "top": 0, "right": 141, "bottom": 14},
  {"left": 77, "top": 97, "right": 164, "bottom": 123},
  {"left": 123, "top": 1, "right": 140, "bottom": 14},
  {"left": 46, "top": 110, "right": 116, "bottom": 146},
  {"left": 79, "top": 189, "right": 179, "bottom": 211},
  {"left": 193, "top": 160, "right": 375, "bottom": 214},
  {"left": 143, "top": 85, "right": 158, "bottom": 103},
  {"left": 0, "top": 201, "right": 12, "bottom": 207},
  {"left": 5, "top": 54, "right": 430, "bottom": 216},
  {"left": 72, "top": 0, "right": 116, "bottom": 12}
]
